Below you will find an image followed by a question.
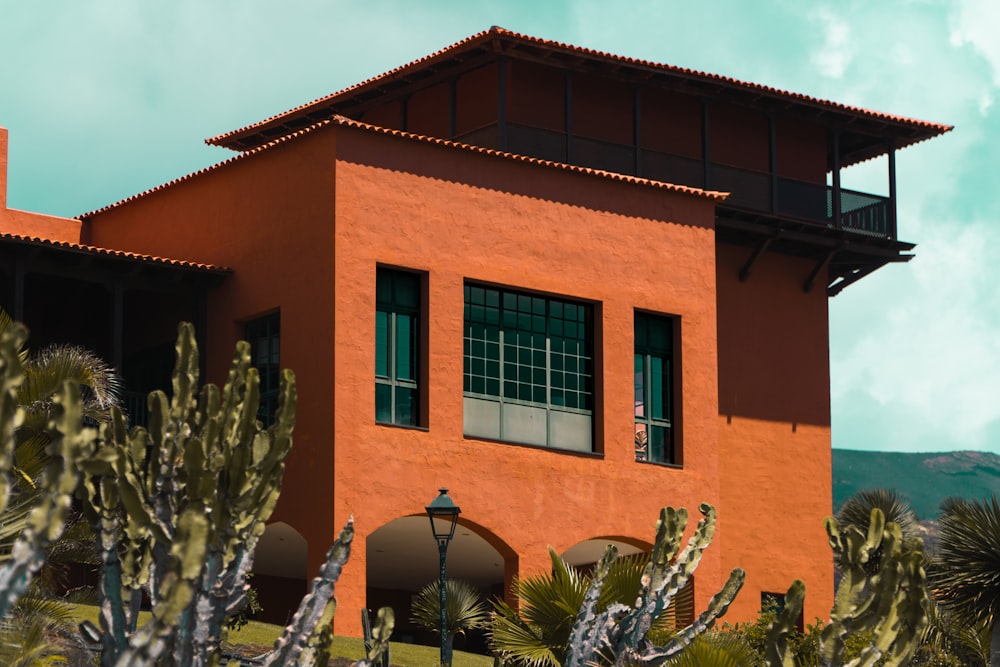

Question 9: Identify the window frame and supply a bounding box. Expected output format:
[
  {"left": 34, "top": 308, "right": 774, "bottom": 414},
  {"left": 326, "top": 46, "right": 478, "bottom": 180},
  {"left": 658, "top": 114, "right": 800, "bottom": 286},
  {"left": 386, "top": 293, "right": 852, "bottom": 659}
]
[
  {"left": 634, "top": 310, "right": 677, "bottom": 465},
  {"left": 244, "top": 312, "right": 281, "bottom": 427},
  {"left": 375, "top": 267, "right": 424, "bottom": 427},
  {"left": 463, "top": 283, "right": 594, "bottom": 452}
]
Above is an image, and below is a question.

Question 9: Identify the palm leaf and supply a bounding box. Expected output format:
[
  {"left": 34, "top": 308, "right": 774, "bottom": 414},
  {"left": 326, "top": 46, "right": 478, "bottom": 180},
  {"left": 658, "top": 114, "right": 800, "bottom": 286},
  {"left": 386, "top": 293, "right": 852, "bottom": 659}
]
[
  {"left": 410, "top": 578, "right": 490, "bottom": 638},
  {"left": 931, "top": 496, "right": 1000, "bottom": 628},
  {"left": 664, "top": 632, "right": 758, "bottom": 667}
]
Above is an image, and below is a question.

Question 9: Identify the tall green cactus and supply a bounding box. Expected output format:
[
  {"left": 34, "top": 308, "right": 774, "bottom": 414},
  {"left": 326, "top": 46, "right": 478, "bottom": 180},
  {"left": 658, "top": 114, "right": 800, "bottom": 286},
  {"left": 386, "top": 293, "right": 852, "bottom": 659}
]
[
  {"left": 564, "top": 503, "right": 745, "bottom": 667},
  {"left": 264, "top": 519, "right": 394, "bottom": 667},
  {"left": 78, "top": 322, "right": 297, "bottom": 667},
  {"left": 0, "top": 323, "right": 91, "bottom": 619},
  {"left": 764, "top": 508, "right": 929, "bottom": 667}
]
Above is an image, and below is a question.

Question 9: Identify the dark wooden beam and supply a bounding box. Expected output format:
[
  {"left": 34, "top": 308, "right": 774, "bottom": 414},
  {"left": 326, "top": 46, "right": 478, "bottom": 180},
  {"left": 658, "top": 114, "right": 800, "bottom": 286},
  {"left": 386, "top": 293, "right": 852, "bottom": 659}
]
[
  {"left": 827, "top": 261, "right": 889, "bottom": 296},
  {"left": 803, "top": 247, "right": 839, "bottom": 293},
  {"left": 498, "top": 58, "right": 507, "bottom": 151},
  {"left": 739, "top": 231, "right": 780, "bottom": 282}
]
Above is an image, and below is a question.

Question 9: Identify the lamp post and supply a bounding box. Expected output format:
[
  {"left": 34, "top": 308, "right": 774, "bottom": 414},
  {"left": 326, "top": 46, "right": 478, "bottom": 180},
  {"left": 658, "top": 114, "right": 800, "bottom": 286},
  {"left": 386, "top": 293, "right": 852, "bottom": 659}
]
[{"left": 426, "top": 488, "right": 461, "bottom": 667}]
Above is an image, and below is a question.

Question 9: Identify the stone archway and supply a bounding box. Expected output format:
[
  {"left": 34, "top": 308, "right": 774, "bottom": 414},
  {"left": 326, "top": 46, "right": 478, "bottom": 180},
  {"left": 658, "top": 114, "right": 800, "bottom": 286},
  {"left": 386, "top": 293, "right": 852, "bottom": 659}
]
[
  {"left": 253, "top": 521, "right": 309, "bottom": 625},
  {"left": 366, "top": 515, "right": 514, "bottom": 650}
]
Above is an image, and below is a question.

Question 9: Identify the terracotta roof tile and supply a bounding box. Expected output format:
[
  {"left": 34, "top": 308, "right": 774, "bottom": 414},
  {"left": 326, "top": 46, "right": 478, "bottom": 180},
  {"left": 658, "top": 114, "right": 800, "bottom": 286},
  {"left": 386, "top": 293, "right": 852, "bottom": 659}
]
[
  {"left": 82, "top": 115, "right": 728, "bottom": 217},
  {"left": 0, "top": 232, "right": 230, "bottom": 273},
  {"left": 207, "top": 26, "right": 952, "bottom": 151}
]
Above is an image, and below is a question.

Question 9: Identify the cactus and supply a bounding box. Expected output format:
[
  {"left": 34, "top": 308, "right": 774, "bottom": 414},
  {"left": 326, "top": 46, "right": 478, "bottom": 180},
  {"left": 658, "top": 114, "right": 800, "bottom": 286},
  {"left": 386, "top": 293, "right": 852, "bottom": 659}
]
[
  {"left": 563, "top": 503, "right": 745, "bottom": 667},
  {"left": 264, "top": 519, "right": 394, "bottom": 667},
  {"left": 0, "top": 322, "right": 91, "bottom": 619},
  {"left": 364, "top": 606, "right": 392, "bottom": 667},
  {"left": 764, "top": 508, "right": 930, "bottom": 667},
  {"left": 77, "top": 322, "right": 297, "bottom": 667}
]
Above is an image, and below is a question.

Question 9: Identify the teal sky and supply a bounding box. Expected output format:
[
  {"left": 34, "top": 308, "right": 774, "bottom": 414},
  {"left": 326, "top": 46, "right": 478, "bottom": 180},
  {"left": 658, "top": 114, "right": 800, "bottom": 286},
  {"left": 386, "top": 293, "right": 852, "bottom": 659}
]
[{"left": 1, "top": 1, "right": 997, "bottom": 454}]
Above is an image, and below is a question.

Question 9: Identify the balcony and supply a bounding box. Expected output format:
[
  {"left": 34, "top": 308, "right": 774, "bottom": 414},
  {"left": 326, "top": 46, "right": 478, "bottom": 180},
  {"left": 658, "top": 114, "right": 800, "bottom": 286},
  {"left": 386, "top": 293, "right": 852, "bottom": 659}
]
[{"left": 456, "top": 122, "right": 895, "bottom": 240}]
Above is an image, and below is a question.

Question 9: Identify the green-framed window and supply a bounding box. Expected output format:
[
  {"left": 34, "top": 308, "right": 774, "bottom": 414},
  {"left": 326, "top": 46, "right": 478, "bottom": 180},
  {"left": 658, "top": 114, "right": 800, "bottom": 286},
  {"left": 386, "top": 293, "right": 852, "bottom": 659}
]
[
  {"left": 634, "top": 312, "right": 674, "bottom": 464},
  {"left": 463, "top": 284, "right": 593, "bottom": 451},
  {"left": 376, "top": 268, "right": 421, "bottom": 426},
  {"left": 244, "top": 312, "right": 281, "bottom": 426}
]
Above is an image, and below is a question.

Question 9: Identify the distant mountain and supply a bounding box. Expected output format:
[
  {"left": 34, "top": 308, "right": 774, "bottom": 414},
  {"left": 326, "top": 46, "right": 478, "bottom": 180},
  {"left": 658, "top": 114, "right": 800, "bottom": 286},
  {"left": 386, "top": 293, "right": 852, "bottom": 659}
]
[{"left": 832, "top": 449, "right": 1000, "bottom": 521}]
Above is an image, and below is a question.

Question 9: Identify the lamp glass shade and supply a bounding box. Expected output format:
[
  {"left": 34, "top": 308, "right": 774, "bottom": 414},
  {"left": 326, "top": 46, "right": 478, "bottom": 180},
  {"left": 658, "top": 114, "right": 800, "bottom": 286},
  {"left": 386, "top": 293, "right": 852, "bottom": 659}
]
[{"left": 426, "top": 488, "right": 461, "bottom": 542}]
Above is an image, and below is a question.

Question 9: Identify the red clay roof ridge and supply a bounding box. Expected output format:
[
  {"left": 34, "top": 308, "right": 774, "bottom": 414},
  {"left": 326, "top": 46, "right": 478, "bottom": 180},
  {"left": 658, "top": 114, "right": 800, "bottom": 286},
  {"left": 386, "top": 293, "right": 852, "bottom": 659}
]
[
  {"left": 330, "top": 115, "right": 731, "bottom": 202},
  {"left": 83, "top": 114, "right": 727, "bottom": 218},
  {"left": 206, "top": 27, "right": 952, "bottom": 151},
  {"left": 0, "top": 232, "right": 230, "bottom": 272}
]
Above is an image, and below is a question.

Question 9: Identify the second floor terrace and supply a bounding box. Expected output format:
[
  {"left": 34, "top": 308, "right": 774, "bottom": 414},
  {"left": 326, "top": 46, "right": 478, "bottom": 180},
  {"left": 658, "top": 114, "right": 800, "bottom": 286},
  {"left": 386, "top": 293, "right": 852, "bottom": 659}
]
[{"left": 209, "top": 27, "right": 952, "bottom": 295}]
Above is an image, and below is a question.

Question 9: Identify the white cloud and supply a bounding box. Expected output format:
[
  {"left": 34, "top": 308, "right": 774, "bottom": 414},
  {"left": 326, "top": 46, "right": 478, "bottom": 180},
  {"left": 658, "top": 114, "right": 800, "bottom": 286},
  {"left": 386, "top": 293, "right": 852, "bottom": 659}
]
[
  {"left": 810, "top": 7, "right": 853, "bottom": 78},
  {"left": 950, "top": 0, "right": 1000, "bottom": 86},
  {"left": 831, "top": 218, "right": 1000, "bottom": 451}
]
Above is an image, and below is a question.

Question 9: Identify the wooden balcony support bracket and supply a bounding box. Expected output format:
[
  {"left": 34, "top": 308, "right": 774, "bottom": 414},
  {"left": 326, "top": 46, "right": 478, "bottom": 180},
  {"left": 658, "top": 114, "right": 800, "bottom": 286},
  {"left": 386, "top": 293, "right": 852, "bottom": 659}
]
[
  {"left": 739, "top": 230, "right": 781, "bottom": 282},
  {"left": 827, "top": 260, "right": 889, "bottom": 297},
  {"left": 497, "top": 57, "right": 508, "bottom": 151},
  {"left": 803, "top": 245, "right": 841, "bottom": 293}
]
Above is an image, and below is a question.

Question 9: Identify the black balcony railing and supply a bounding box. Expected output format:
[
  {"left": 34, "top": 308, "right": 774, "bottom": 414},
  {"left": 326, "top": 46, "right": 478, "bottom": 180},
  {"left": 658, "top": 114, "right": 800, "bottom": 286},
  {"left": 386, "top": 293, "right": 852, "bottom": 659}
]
[
  {"left": 455, "top": 122, "right": 895, "bottom": 239},
  {"left": 122, "top": 390, "right": 149, "bottom": 428}
]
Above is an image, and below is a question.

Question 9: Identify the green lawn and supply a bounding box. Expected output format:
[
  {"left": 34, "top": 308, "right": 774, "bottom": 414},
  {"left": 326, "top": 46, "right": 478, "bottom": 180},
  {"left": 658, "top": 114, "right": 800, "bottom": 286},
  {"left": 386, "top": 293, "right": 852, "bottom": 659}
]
[{"left": 67, "top": 604, "right": 494, "bottom": 667}]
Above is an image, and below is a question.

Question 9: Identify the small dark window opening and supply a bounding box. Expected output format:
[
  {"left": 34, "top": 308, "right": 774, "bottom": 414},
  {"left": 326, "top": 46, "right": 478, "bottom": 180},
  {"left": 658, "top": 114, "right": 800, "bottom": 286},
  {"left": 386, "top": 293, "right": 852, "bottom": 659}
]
[{"left": 244, "top": 312, "right": 281, "bottom": 426}]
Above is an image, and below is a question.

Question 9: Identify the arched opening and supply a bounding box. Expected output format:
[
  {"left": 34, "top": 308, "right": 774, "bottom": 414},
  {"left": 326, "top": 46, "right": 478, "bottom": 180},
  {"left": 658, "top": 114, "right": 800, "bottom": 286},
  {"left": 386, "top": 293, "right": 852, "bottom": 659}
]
[
  {"left": 559, "top": 537, "right": 694, "bottom": 629},
  {"left": 253, "top": 521, "right": 309, "bottom": 625},
  {"left": 560, "top": 536, "right": 650, "bottom": 570},
  {"left": 367, "top": 515, "right": 515, "bottom": 654}
]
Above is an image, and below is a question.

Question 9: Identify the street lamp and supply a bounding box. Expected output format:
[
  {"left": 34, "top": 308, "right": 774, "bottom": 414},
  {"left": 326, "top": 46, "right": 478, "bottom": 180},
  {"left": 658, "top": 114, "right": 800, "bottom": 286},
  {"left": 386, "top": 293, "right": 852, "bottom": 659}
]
[{"left": 426, "top": 488, "right": 461, "bottom": 667}]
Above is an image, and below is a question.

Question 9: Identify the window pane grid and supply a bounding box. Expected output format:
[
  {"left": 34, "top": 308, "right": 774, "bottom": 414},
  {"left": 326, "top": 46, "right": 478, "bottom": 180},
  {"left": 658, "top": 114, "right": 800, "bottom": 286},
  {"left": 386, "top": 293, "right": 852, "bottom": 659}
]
[
  {"left": 463, "top": 286, "right": 592, "bottom": 412},
  {"left": 245, "top": 313, "right": 281, "bottom": 426},
  {"left": 635, "top": 313, "right": 674, "bottom": 464},
  {"left": 376, "top": 269, "right": 421, "bottom": 426}
]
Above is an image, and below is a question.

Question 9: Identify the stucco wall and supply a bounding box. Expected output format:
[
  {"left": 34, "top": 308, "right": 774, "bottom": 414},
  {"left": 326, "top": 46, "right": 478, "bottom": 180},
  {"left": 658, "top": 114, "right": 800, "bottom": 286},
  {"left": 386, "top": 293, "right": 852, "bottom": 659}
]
[
  {"left": 715, "top": 241, "right": 834, "bottom": 623},
  {"left": 330, "top": 125, "right": 723, "bottom": 635},
  {"left": 84, "top": 130, "right": 340, "bottom": 572}
]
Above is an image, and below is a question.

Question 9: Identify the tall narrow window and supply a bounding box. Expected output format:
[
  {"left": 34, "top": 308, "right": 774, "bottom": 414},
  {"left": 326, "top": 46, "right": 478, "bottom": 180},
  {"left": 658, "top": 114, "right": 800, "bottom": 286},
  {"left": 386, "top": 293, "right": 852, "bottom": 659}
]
[
  {"left": 635, "top": 312, "right": 675, "bottom": 464},
  {"left": 376, "top": 268, "right": 420, "bottom": 426},
  {"left": 463, "top": 284, "right": 593, "bottom": 451},
  {"left": 245, "top": 312, "right": 280, "bottom": 426}
]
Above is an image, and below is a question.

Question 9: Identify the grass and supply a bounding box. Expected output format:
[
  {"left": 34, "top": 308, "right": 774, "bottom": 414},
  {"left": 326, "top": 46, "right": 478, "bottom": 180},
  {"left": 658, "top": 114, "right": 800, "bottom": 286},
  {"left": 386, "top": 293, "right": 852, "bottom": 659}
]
[{"left": 66, "top": 603, "right": 494, "bottom": 667}]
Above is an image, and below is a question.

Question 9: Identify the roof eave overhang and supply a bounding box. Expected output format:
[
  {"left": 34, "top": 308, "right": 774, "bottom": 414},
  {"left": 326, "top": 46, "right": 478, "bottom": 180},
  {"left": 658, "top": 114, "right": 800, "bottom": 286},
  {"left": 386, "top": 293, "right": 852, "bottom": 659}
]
[{"left": 207, "top": 27, "right": 952, "bottom": 160}]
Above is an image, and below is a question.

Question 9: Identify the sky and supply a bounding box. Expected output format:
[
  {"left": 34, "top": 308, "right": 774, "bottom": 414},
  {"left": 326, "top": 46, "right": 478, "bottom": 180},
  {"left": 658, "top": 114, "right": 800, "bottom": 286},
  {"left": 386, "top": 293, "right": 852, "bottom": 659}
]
[{"left": 0, "top": 0, "right": 997, "bottom": 454}]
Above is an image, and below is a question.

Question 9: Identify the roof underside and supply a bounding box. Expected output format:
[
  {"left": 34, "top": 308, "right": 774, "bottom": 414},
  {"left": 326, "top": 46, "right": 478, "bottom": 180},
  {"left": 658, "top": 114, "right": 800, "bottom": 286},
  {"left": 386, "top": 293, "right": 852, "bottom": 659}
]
[
  {"left": 208, "top": 27, "right": 952, "bottom": 167},
  {"left": 0, "top": 233, "right": 230, "bottom": 277}
]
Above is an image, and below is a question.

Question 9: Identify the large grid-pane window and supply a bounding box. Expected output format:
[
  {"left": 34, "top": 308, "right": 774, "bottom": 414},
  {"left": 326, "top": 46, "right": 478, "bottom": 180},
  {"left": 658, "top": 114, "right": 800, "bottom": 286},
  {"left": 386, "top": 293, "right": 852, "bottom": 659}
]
[
  {"left": 634, "top": 312, "right": 675, "bottom": 464},
  {"left": 376, "top": 268, "right": 421, "bottom": 426},
  {"left": 244, "top": 313, "right": 280, "bottom": 426},
  {"left": 464, "top": 284, "right": 593, "bottom": 451}
]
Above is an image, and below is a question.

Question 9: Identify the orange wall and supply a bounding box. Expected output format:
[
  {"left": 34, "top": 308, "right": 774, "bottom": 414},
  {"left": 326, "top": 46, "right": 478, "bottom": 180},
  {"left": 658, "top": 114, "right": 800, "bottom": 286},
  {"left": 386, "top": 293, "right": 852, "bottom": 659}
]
[
  {"left": 640, "top": 89, "right": 702, "bottom": 159},
  {"left": 330, "top": 125, "right": 723, "bottom": 635},
  {"left": 572, "top": 73, "right": 633, "bottom": 145},
  {"left": 776, "top": 117, "right": 827, "bottom": 183},
  {"left": 408, "top": 82, "right": 450, "bottom": 139},
  {"left": 710, "top": 103, "right": 769, "bottom": 172},
  {"left": 508, "top": 61, "right": 565, "bottom": 132},
  {"left": 82, "top": 119, "right": 837, "bottom": 635},
  {"left": 456, "top": 65, "right": 498, "bottom": 136},
  {"left": 84, "top": 131, "right": 340, "bottom": 567},
  {"left": 715, "top": 242, "right": 833, "bottom": 622},
  {"left": 0, "top": 126, "right": 82, "bottom": 243}
]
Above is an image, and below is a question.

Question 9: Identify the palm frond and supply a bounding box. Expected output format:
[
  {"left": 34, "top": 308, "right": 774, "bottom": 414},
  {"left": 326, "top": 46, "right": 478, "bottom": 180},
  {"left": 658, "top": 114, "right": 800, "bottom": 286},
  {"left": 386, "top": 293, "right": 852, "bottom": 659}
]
[
  {"left": 410, "top": 578, "right": 490, "bottom": 637},
  {"left": 0, "top": 308, "right": 29, "bottom": 365},
  {"left": 836, "top": 488, "right": 921, "bottom": 537},
  {"left": 490, "top": 601, "right": 562, "bottom": 667},
  {"left": 19, "top": 344, "right": 121, "bottom": 422},
  {"left": 931, "top": 495, "right": 1000, "bottom": 628},
  {"left": 664, "top": 632, "right": 758, "bottom": 667}
]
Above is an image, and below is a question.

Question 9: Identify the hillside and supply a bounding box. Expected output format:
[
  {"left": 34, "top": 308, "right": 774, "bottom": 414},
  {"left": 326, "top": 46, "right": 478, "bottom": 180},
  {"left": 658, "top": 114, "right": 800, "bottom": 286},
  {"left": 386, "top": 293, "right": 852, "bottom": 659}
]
[{"left": 832, "top": 449, "right": 1000, "bottom": 520}]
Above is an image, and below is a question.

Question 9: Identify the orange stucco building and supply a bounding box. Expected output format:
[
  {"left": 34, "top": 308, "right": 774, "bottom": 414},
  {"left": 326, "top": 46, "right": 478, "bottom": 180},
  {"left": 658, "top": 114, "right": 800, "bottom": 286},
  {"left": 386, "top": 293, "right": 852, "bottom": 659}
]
[{"left": 2, "top": 28, "right": 949, "bottom": 638}]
